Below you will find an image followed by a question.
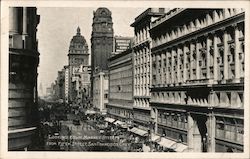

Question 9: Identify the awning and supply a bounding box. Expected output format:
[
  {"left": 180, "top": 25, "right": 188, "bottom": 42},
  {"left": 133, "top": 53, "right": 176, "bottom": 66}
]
[
  {"left": 129, "top": 127, "right": 148, "bottom": 137},
  {"left": 114, "top": 120, "right": 128, "bottom": 128},
  {"left": 151, "top": 134, "right": 161, "bottom": 142},
  {"left": 157, "top": 137, "right": 176, "bottom": 148},
  {"left": 170, "top": 143, "right": 188, "bottom": 152},
  {"left": 85, "top": 110, "right": 97, "bottom": 115},
  {"left": 104, "top": 117, "right": 116, "bottom": 123}
]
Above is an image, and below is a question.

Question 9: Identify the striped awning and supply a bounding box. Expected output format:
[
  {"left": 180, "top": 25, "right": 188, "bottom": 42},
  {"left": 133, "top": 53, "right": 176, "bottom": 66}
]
[
  {"left": 151, "top": 134, "right": 161, "bottom": 142},
  {"left": 157, "top": 137, "right": 176, "bottom": 148},
  {"left": 170, "top": 143, "right": 188, "bottom": 152},
  {"left": 129, "top": 127, "right": 148, "bottom": 137},
  {"left": 114, "top": 120, "right": 128, "bottom": 128},
  {"left": 104, "top": 117, "right": 116, "bottom": 123}
]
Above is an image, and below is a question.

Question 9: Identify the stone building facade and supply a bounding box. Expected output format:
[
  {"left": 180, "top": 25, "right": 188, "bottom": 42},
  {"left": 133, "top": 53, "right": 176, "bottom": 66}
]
[
  {"left": 107, "top": 48, "right": 133, "bottom": 126},
  {"left": 8, "top": 7, "right": 40, "bottom": 150},
  {"left": 91, "top": 8, "right": 114, "bottom": 98},
  {"left": 93, "top": 71, "right": 109, "bottom": 114},
  {"left": 130, "top": 8, "right": 168, "bottom": 132},
  {"left": 68, "top": 27, "right": 89, "bottom": 104},
  {"left": 149, "top": 8, "right": 245, "bottom": 152}
]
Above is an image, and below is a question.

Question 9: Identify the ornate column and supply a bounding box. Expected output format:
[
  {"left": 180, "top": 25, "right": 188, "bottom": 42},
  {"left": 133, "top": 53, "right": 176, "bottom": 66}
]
[
  {"left": 213, "top": 33, "right": 219, "bottom": 81},
  {"left": 171, "top": 49, "right": 175, "bottom": 84},
  {"left": 190, "top": 41, "right": 195, "bottom": 80},
  {"left": 156, "top": 53, "right": 160, "bottom": 85},
  {"left": 234, "top": 24, "right": 240, "bottom": 81},
  {"left": 223, "top": 28, "right": 229, "bottom": 80},
  {"left": 206, "top": 34, "right": 212, "bottom": 79},
  {"left": 177, "top": 46, "right": 181, "bottom": 83},
  {"left": 187, "top": 113, "right": 194, "bottom": 152},
  {"left": 196, "top": 40, "right": 200, "bottom": 80},
  {"left": 206, "top": 112, "right": 216, "bottom": 152},
  {"left": 165, "top": 50, "right": 169, "bottom": 84},
  {"left": 161, "top": 52, "right": 165, "bottom": 85},
  {"left": 183, "top": 44, "right": 188, "bottom": 82}
]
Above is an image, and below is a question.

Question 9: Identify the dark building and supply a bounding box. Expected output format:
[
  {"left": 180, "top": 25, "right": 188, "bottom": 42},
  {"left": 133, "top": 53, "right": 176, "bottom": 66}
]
[
  {"left": 68, "top": 27, "right": 89, "bottom": 103},
  {"left": 8, "top": 7, "right": 40, "bottom": 150},
  {"left": 91, "top": 7, "right": 114, "bottom": 98}
]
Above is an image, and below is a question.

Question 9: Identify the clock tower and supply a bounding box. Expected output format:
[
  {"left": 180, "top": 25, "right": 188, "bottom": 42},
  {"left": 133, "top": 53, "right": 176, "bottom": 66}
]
[{"left": 91, "top": 8, "right": 114, "bottom": 98}]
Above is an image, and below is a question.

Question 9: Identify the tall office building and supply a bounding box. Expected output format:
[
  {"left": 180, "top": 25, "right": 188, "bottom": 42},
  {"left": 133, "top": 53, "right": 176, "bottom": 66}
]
[
  {"left": 91, "top": 8, "right": 114, "bottom": 98},
  {"left": 8, "top": 7, "right": 40, "bottom": 150},
  {"left": 68, "top": 27, "right": 89, "bottom": 103}
]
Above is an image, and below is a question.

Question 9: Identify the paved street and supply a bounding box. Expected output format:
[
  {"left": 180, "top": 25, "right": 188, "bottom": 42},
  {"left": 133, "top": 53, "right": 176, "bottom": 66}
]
[{"left": 44, "top": 113, "right": 127, "bottom": 151}]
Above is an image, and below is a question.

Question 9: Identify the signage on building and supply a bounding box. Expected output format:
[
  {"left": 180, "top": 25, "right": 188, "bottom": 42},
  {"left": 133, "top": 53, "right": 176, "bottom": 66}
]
[{"left": 114, "top": 38, "right": 132, "bottom": 53}]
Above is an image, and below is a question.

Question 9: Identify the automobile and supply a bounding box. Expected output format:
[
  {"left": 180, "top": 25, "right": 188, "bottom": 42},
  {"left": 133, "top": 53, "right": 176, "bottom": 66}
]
[
  {"left": 99, "top": 129, "right": 105, "bottom": 134},
  {"left": 73, "top": 119, "right": 80, "bottom": 125}
]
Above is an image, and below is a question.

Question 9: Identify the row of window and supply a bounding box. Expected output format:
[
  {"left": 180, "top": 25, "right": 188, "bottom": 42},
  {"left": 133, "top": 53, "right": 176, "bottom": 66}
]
[
  {"left": 157, "top": 112, "right": 188, "bottom": 131},
  {"left": 152, "top": 9, "right": 244, "bottom": 48},
  {"left": 152, "top": 26, "right": 244, "bottom": 86},
  {"left": 216, "top": 117, "right": 243, "bottom": 144}
]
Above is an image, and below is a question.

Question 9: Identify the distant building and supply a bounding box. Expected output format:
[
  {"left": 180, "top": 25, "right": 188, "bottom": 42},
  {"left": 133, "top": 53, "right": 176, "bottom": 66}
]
[
  {"left": 39, "top": 82, "right": 44, "bottom": 97},
  {"left": 93, "top": 71, "right": 109, "bottom": 114},
  {"left": 107, "top": 48, "right": 133, "bottom": 127},
  {"left": 130, "top": 8, "right": 168, "bottom": 133},
  {"left": 91, "top": 8, "right": 114, "bottom": 98},
  {"left": 68, "top": 27, "right": 89, "bottom": 103},
  {"left": 55, "top": 70, "right": 65, "bottom": 100},
  {"left": 8, "top": 7, "right": 40, "bottom": 150},
  {"left": 150, "top": 8, "right": 245, "bottom": 152},
  {"left": 111, "top": 36, "right": 133, "bottom": 56},
  {"left": 64, "top": 65, "right": 69, "bottom": 104}
]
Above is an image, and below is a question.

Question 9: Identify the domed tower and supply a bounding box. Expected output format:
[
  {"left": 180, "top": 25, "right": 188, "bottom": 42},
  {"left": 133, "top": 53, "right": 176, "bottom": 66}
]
[
  {"left": 91, "top": 7, "right": 114, "bottom": 98},
  {"left": 68, "top": 27, "right": 89, "bottom": 102}
]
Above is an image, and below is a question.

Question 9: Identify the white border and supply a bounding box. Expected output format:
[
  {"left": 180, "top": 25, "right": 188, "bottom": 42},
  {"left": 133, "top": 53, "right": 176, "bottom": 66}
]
[{"left": 1, "top": 1, "right": 250, "bottom": 159}]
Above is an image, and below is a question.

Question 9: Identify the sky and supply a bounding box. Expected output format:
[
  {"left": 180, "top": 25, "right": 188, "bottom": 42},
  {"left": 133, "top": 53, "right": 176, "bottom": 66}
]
[{"left": 37, "top": 7, "right": 145, "bottom": 94}]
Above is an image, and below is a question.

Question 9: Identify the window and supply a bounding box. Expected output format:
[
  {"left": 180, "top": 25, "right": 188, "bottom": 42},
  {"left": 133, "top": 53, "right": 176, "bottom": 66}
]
[{"left": 104, "top": 93, "right": 108, "bottom": 99}]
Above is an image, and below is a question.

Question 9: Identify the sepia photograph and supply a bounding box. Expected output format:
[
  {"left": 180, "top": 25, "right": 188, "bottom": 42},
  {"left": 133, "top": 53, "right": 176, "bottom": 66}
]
[{"left": 1, "top": 0, "right": 250, "bottom": 159}]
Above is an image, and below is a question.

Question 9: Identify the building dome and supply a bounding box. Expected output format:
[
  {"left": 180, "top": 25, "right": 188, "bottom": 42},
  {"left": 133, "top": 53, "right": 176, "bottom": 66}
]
[
  {"left": 69, "top": 27, "right": 88, "bottom": 54},
  {"left": 94, "top": 8, "right": 112, "bottom": 17}
]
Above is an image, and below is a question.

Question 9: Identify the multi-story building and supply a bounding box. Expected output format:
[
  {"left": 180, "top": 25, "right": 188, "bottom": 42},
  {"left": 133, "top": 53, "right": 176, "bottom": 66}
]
[
  {"left": 68, "top": 27, "right": 89, "bottom": 103},
  {"left": 91, "top": 8, "right": 114, "bottom": 98},
  {"left": 93, "top": 71, "right": 109, "bottom": 114},
  {"left": 55, "top": 70, "right": 65, "bottom": 100},
  {"left": 8, "top": 7, "right": 40, "bottom": 150},
  {"left": 64, "top": 65, "right": 69, "bottom": 104},
  {"left": 107, "top": 48, "right": 133, "bottom": 127},
  {"left": 111, "top": 36, "right": 133, "bottom": 57},
  {"left": 130, "top": 8, "right": 168, "bottom": 132},
  {"left": 149, "top": 8, "right": 245, "bottom": 152}
]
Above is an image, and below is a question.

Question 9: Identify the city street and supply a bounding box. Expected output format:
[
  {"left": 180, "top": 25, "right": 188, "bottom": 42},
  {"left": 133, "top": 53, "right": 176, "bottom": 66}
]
[{"left": 43, "top": 112, "right": 128, "bottom": 151}]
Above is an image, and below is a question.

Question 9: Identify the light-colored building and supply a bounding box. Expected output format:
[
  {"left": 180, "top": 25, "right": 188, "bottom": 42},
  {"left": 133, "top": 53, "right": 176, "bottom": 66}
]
[
  {"left": 8, "top": 7, "right": 40, "bottom": 150},
  {"left": 68, "top": 27, "right": 89, "bottom": 104},
  {"left": 93, "top": 71, "right": 109, "bottom": 114},
  {"left": 130, "top": 8, "right": 168, "bottom": 132},
  {"left": 107, "top": 48, "right": 133, "bottom": 126},
  {"left": 64, "top": 65, "right": 69, "bottom": 104},
  {"left": 150, "top": 8, "right": 245, "bottom": 152}
]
